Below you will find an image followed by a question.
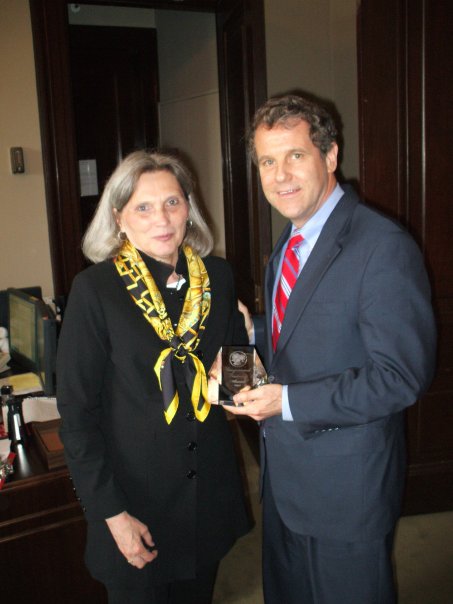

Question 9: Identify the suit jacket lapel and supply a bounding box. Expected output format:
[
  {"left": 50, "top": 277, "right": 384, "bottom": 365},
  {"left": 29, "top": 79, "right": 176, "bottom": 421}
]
[{"left": 269, "top": 190, "right": 358, "bottom": 357}]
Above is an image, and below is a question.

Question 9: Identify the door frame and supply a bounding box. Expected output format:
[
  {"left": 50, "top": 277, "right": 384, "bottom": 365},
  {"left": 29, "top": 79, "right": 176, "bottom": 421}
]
[{"left": 29, "top": 0, "right": 270, "bottom": 302}]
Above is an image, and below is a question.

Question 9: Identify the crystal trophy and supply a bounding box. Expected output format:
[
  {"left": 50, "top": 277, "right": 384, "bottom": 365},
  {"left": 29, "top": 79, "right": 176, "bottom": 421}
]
[{"left": 207, "top": 345, "right": 267, "bottom": 405}]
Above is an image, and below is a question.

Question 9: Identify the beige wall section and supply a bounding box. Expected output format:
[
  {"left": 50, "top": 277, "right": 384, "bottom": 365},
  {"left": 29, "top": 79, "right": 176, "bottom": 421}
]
[
  {"left": 264, "top": 0, "right": 359, "bottom": 245},
  {"left": 156, "top": 10, "right": 225, "bottom": 257},
  {"left": 0, "top": 0, "right": 53, "bottom": 298}
]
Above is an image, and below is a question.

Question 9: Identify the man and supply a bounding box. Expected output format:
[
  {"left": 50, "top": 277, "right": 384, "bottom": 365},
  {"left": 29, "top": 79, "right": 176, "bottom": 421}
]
[{"left": 228, "top": 95, "right": 436, "bottom": 603}]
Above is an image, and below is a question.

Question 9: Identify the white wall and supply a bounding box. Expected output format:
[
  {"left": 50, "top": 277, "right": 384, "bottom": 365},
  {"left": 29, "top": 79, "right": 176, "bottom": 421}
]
[
  {"left": 156, "top": 10, "right": 225, "bottom": 257},
  {"left": 0, "top": 0, "right": 53, "bottom": 297}
]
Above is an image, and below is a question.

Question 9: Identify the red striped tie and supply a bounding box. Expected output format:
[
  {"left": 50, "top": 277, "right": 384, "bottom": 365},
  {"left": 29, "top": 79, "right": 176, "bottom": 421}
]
[{"left": 272, "top": 233, "right": 303, "bottom": 351}]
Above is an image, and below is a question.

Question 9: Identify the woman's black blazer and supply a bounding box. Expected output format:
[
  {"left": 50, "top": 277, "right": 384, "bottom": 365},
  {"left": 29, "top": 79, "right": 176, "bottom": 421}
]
[{"left": 57, "top": 254, "right": 251, "bottom": 588}]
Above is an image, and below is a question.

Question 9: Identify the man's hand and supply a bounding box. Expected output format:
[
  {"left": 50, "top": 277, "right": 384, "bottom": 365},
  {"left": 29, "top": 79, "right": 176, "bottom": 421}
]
[
  {"left": 106, "top": 511, "right": 158, "bottom": 569},
  {"left": 227, "top": 383, "right": 283, "bottom": 421}
]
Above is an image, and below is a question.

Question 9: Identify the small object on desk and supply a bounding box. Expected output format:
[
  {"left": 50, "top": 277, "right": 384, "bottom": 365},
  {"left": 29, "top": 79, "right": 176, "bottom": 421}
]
[
  {"left": 31, "top": 419, "right": 65, "bottom": 470},
  {"left": 3, "top": 386, "right": 27, "bottom": 446},
  {"left": 0, "top": 372, "right": 42, "bottom": 396},
  {"left": 0, "top": 451, "right": 16, "bottom": 489},
  {"left": 0, "top": 414, "right": 15, "bottom": 490},
  {"left": 0, "top": 384, "right": 7, "bottom": 435},
  {"left": 22, "top": 396, "right": 60, "bottom": 423},
  {"left": 0, "top": 393, "right": 7, "bottom": 436},
  {"left": 0, "top": 352, "right": 10, "bottom": 374},
  {"left": 0, "top": 437, "right": 12, "bottom": 461},
  {"left": 0, "top": 326, "right": 9, "bottom": 354}
]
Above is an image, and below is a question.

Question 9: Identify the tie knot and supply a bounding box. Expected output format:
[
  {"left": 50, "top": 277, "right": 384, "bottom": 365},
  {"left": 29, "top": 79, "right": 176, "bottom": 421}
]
[{"left": 288, "top": 233, "right": 303, "bottom": 250}]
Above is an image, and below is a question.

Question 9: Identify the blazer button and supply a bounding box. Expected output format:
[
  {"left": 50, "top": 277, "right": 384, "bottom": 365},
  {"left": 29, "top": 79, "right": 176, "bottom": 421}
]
[
  {"left": 186, "top": 410, "right": 195, "bottom": 421},
  {"left": 186, "top": 469, "right": 197, "bottom": 479},
  {"left": 268, "top": 374, "right": 275, "bottom": 383},
  {"left": 187, "top": 441, "right": 198, "bottom": 451}
]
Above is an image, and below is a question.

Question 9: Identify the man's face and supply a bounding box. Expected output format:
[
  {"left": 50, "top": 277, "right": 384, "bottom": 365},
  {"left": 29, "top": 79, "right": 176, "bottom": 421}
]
[{"left": 254, "top": 119, "right": 338, "bottom": 228}]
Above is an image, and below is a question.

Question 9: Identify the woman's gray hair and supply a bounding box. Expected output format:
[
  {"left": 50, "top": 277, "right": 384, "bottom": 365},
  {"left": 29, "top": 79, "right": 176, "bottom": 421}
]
[{"left": 82, "top": 150, "right": 214, "bottom": 263}]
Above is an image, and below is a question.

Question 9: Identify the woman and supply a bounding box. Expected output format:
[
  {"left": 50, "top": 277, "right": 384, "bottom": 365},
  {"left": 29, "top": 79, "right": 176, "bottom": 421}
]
[{"left": 56, "top": 150, "right": 251, "bottom": 604}]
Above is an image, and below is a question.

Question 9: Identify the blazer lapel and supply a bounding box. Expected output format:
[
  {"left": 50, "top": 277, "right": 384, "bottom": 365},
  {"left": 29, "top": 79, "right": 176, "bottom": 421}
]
[{"left": 272, "top": 191, "right": 357, "bottom": 356}]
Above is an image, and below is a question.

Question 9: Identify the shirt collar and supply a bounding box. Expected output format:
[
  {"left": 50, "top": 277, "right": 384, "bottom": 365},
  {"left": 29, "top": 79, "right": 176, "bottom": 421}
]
[{"left": 291, "top": 183, "right": 344, "bottom": 250}]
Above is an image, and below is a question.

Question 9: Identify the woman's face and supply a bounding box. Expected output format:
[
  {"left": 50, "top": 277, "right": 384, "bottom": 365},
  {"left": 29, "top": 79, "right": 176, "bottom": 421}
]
[{"left": 115, "top": 170, "right": 189, "bottom": 266}]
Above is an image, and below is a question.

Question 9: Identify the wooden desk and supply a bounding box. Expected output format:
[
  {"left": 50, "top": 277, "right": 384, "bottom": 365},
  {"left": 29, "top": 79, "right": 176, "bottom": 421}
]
[{"left": 0, "top": 434, "right": 107, "bottom": 603}]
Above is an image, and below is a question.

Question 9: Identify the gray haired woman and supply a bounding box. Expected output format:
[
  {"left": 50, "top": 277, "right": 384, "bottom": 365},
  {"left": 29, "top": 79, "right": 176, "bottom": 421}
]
[{"left": 57, "top": 150, "right": 251, "bottom": 604}]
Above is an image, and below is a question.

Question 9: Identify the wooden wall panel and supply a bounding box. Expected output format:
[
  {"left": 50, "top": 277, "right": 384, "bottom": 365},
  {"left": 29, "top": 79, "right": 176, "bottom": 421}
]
[{"left": 358, "top": 0, "right": 453, "bottom": 514}]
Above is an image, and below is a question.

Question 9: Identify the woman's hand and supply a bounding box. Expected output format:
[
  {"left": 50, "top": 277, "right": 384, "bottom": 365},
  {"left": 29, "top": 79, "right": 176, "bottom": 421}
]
[
  {"left": 106, "top": 511, "right": 158, "bottom": 569},
  {"left": 238, "top": 300, "right": 254, "bottom": 343}
]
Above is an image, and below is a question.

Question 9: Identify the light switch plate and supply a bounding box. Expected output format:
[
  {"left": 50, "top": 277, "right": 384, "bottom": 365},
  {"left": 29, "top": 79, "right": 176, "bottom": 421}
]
[{"left": 10, "top": 147, "right": 25, "bottom": 174}]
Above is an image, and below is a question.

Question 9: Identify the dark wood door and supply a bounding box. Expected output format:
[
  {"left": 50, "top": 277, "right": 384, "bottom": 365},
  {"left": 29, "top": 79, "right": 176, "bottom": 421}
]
[
  {"left": 217, "top": 0, "right": 270, "bottom": 313},
  {"left": 69, "top": 25, "right": 159, "bottom": 236},
  {"left": 357, "top": 0, "right": 453, "bottom": 514}
]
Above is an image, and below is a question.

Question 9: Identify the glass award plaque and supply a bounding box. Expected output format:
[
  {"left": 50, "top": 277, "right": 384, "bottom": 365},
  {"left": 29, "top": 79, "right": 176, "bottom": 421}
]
[{"left": 207, "top": 345, "right": 267, "bottom": 405}]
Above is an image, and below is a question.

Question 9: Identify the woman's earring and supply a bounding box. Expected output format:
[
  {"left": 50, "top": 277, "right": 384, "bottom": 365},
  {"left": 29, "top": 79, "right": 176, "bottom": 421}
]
[
  {"left": 186, "top": 219, "right": 193, "bottom": 228},
  {"left": 118, "top": 230, "right": 128, "bottom": 241}
]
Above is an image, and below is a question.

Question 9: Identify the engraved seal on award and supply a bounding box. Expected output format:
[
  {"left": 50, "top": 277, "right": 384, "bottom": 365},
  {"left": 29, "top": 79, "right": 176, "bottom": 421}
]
[{"left": 207, "top": 345, "right": 267, "bottom": 405}]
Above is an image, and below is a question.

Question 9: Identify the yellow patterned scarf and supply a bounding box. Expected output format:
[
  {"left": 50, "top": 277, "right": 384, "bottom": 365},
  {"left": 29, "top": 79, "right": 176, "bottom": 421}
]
[{"left": 114, "top": 241, "right": 211, "bottom": 424}]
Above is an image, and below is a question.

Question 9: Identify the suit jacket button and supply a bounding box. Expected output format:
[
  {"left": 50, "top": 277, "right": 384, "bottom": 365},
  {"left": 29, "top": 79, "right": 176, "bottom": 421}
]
[
  {"left": 186, "top": 410, "right": 195, "bottom": 421},
  {"left": 268, "top": 374, "right": 275, "bottom": 383},
  {"left": 187, "top": 441, "right": 197, "bottom": 451},
  {"left": 187, "top": 469, "right": 197, "bottom": 479}
]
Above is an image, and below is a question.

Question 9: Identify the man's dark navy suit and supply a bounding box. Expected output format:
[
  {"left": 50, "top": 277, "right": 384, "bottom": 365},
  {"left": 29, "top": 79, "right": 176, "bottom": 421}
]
[{"left": 255, "top": 185, "right": 436, "bottom": 597}]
